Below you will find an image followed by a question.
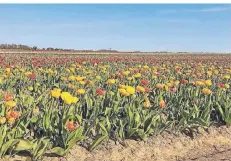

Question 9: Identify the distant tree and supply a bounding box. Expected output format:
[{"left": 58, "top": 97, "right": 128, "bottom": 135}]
[{"left": 32, "top": 46, "right": 37, "bottom": 50}]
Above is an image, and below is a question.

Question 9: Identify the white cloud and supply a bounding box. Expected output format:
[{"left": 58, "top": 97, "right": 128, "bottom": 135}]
[
  {"left": 158, "top": 6, "right": 231, "bottom": 14},
  {"left": 184, "top": 6, "right": 231, "bottom": 12},
  {"left": 199, "top": 7, "right": 231, "bottom": 12}
]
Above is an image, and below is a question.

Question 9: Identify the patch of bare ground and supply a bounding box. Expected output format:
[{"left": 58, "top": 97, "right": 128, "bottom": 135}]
[{"left": 2, "top": 126, "right": 231, "bottom": 161}]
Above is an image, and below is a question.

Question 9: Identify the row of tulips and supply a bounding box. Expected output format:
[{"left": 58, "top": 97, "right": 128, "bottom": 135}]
[{"left": 0, "top": 54, "right": 231, "bottom": 160}]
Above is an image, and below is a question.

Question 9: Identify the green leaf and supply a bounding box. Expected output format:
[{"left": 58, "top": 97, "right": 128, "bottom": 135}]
[
  {"left": 67, "top": 127, "right": 85, "bottom": 148},
  {"left": 35, "top": 93, "right": 45, "bottom": 104},
  {"left": 85, "top": 94, "right": 93, "bottom": 109},
  {"left": 0, "top": 104, "right": 5, "bottom": 116},
  {"left": 98, "top": 122, "right": 108, "bottom": 135},
  {"left": 144, "top": 116, "right": 155, "bottom": 133},
  {"left": 113, "top": 101, "right": 119, "bottom": 112},
  {"left": 216, "top": 102, "right": 224, "bottom": 119},
  {"left": 192, "top": 118, "right": 207, "bottom": 126},
  {"left": 15, "top": 139, "right": 33, "bottom": 151},
  {"left": 0, "top": 125, "right": 7, "bottom": 147},
  {"left": 225, "top": 118, "right": 231, "bottom": 125},
  {"left": 67, "top": 135, "right": 86, "bottom": 149},
  {"left": 89, "top": 134, "right": 108, "bottom": 151},
  {"left": 137, "top": 129, "right": 145, "bottom": 138},
  {"left": 127, "top": 128, "right": 138, "bottom": 137},
  {"left": 34, "top": 139, "right": 49, "bottom": 160},
  {"left": 127, "top": 107, "right": 133, "bottom": 124},
  {"left": 75, "top": 114, "right": 82, "bottom": 124},
  {"left": 31, "top": 116, "right": 38, "bottom": 123},
  {"left": 105, "top": 107, "right": 111, "bottom": 116},
  {"left": 106, "top": 117, "right": 111, "bottom": 131},
  {"left": 67, "top": 106, "right": 75, "bottom": 115},
  {"left": 119, "top": 120, "right": 125, "bottom": 140},
  {"left": 0, "top": 139, "right": 19, "bottom": 157},
  {"left": 51, "top": 147, "right": 67, "bottom": 156},
  {"left": 135, "top": 112, "right": 140, "bottom": 124},
  {"left": 44, "top": 113, "right": 50, "bottom": 130}
]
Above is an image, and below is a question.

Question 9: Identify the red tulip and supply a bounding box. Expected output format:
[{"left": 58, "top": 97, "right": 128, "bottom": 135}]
[
  {"left": 141, "top": 79, "right": 149, "bottom": 85},
  {"left": 29, "top": 73, "right": 36, "bottom": 80},
  {"left": 96, "top": 88, "right": 104, "bottom": 96}
]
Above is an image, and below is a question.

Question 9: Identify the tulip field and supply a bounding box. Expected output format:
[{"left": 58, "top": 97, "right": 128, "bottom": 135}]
[{"left": 1, "top": 53, "right": 231, "bottom": 160}]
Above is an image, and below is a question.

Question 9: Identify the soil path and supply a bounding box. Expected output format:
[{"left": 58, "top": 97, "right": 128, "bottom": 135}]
[{"left": 2, "top": 126, "right": 231, "bottom": 161}]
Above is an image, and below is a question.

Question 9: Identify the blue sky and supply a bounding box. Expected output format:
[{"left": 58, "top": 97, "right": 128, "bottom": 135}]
[{"left": 0, "top": 4, "right": 230, "bottom": 52}]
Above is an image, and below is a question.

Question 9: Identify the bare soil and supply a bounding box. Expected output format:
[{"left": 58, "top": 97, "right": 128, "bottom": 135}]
[{"left": 2, "top": 126, "right": 231, "bottom": 161}]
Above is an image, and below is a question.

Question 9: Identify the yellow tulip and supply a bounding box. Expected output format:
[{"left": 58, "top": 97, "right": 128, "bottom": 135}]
[
  {"left": 204, "top": 80, "right": 212, "bottom": 86},
  {"left": 5, "top": 68, "right": 11, "bottom": 73},
  {"left": 70, "top": 67, "right": 75, "bottom": 73},
  {"left": 126, "top": 86, "right": 135, "bottom": 95},
  {"left": 51, "top": 88, "right": 61, "bottom": 98},
  {"left": 225, "top": 84, "right": 230, "bottom": 89},
  {"left": 136, "top": 86, "right": 146, "bottom": 93},
  {"left": 66, "top": 69, "right": 71, "bottom": 73},
  {"left": 202, "top": 88, "right": 212, "bottom": 95},
  {"left": 196, "top": 81, "right": 205, "bottom": 86},
  {"left": 127, "top": 77, "right": 133, "bottom": 81},
  {"left": 156, "top": 83, "right": 165, "bottom": 89},
  {"left": 144, "top": 97, "right": 151, "bottom": 108},
  {"left": 133, "top": 73, "right": 142, "bottom": 78},
  {"left": 71, "top": 97, "right": 79, "bottom": 103},
  {"left": 119, "top": 84, "right": 126, "bottom": 89},
  {"left": 69, "top": 75, "right": 76, "bottom": 81},
  {"left": 224, "top": 75, "right": 230, "bottom": 79},
  {"left": 61, "top": 92, "right": 78, "bottom": 104},
  {"left": 0, "top": 117, "right": 6, "bottom": 125},
  {"left": 119, "top": 88, "right": 130, "bottom": 96},
  {"left": 8, "top": 117, "right": 15, "bottom": 126},
  {"left": 143, "top": 65, "right": 149, "bottom": 69},
  {"left": 79, "top": 81, "right": 86, "bottom": 85},
  {"left": 5, "top": 100, "right": 16, "bottom": 108},
  {"left": 76, "top": 89, "right": 85, "bottom": 95},
  {"left": 122, "top": 71, "right": 130, "bottom": 76},
  {"left": 76, "top": 76, "right": 84, "bottom": 81},
  {"left": 107, "top": 79, "right": 116, "bottom": 85}
]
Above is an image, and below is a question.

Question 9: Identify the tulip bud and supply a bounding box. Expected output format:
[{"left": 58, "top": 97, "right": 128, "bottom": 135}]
[
  {"left": 28, "top": 87, "right": 33, "bottom": 91},
  {"left": 0, "top": 117, "right": 6, "bottom": 124},
  {"left": 110, "top": 91, "right": 115, "bottom": 96},
  {"left": 194, "top": 91, "right": 199, "bottom": 97}
]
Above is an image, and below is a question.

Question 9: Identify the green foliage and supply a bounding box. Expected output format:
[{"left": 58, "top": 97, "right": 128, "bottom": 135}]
[{"left": 1, "top": 54, "right": 231, "bottom": 159}]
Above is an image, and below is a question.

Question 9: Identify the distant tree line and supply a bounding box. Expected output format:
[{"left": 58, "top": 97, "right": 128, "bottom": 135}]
[
  {"left": 0, "top": 44, "right": 35, "bottom": 50},
  {"left": 0, "top": 43, "right": 119, "bottom": 52}
]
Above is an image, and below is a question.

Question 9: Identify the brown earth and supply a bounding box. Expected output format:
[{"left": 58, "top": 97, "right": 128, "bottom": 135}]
[{"left": 2, "top": 126, "right": 231, "bottom": 161}]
